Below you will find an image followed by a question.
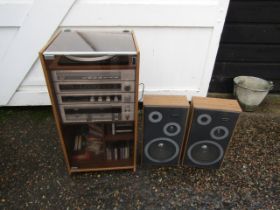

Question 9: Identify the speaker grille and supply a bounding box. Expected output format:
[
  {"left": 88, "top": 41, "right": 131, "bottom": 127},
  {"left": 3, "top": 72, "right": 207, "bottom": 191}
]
[
  {"left": 187, "top": 140, "right": 224, "bottom": 166},
  {"left": 144, "top": 137, "right": 179, "bottom": 163}
]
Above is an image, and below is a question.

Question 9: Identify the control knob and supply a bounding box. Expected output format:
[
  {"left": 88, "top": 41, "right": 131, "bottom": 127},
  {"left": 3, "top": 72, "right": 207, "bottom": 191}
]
[
  {"left": 90, "top": 96, "right": 95, "bottom": 102},
  {"left": 124, "top": 84, "right": 131, "bottom": 91}
]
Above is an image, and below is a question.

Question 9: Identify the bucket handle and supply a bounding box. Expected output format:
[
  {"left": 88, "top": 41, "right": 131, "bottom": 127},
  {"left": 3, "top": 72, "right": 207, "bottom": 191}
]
[{"left": 269, "top": 81, "right": 274, "bottom": 90}]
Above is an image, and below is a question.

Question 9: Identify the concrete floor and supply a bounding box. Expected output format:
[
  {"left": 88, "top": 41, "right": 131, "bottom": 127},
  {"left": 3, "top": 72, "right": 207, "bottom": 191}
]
[{"left": 1, "top": 95, "right": 280, "bottom": 209}]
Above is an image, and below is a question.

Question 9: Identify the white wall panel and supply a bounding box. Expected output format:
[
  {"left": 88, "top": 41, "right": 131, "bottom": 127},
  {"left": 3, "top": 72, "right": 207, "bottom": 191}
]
[
  {"left": 0, "top": 0, "right": 33, "bottom": 27},
  {"left": 0, "top": 0, "right": 76, "bottom": 106},
  {"left": 8, "top": 86, "right": 50, "bottom": 106},
  {"left": 0, "top": 28, "right": 18, "bottom": 59},
  {"left": 20, "top": 59, "right": 46, "bottom": 86},
  {"left": 62, "top": 0, "right": 218, "bottom": 27},
  {"left": 1, "top": 0, "right": 230, "bottom": 105},
  {"left": 134, "top": 27, "right": 213, "bottom": 91}
]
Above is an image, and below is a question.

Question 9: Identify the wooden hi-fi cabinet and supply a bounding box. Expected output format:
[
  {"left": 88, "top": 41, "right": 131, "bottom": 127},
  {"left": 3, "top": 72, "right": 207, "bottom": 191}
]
[{"left": 39, "top": 30, "right": 140, "bottom": 174}]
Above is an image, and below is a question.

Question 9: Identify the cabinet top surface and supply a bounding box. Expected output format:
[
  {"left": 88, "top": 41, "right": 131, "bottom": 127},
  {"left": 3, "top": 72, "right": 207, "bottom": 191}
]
[
  {"left": 192, "top": 96, "right": 242, "bottom": 112},
  {"left": 144, "top": 95, "right": 189, "bottom": 108},
  {"left": 44, "top": 30, "right": 137, "bottom": 56}
]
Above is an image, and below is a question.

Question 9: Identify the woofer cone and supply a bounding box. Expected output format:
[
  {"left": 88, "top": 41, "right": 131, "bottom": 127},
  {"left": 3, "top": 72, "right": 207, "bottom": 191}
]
[
  {"left": 144, "top": 137, "right": 179, "bottom": 163},
  {"left": 187, "top": 140, "right": 224, "bottom": 166}
]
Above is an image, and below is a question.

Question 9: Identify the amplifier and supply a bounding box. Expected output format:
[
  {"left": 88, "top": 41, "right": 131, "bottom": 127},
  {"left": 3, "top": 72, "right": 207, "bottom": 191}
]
[
  {"left": 59, "top": 103, "right": 134, "bottom": 123},
  {"left": 56, "top": 93, "right": 134, "bottom": 104},
  {"left": 53, "top": 81, "right": 135, "bottom": 93}
]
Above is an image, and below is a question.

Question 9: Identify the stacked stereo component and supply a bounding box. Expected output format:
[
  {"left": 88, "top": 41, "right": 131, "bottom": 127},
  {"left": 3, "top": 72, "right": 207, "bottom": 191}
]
[
  {"left": 53, "top": 69, "right": 135, "bottom": 123},
  {"left": 40, "top": 30, "right": 140, "bottom": 174}
]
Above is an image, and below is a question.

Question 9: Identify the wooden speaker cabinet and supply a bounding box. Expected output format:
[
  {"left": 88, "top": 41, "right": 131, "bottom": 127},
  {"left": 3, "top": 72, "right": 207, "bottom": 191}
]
[
  {"left": 142, "top": 95, "right": 189, "bottom": 165},
  {"left": 181, "top": 97, "right": 242, "bottom": 168},
  {"left": 39, "top": 30, "right": 140, "bottom": 174}
]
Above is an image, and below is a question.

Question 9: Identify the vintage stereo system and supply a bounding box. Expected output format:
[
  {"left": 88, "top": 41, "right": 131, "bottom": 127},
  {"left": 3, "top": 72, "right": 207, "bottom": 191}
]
[
  {"left": 181, "top": 97, "right": 242, "bottom": 168},
  {"left": 40, "top": 30, "right": 140, "bottom": 174},
  {"left": 142, "top": 95, "right": 189, "bottom": 165}
]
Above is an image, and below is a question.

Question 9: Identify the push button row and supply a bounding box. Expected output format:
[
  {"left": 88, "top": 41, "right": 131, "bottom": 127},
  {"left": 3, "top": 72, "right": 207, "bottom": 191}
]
[{"left": 89, "top": 96, "right": 120, "bottom": 102}]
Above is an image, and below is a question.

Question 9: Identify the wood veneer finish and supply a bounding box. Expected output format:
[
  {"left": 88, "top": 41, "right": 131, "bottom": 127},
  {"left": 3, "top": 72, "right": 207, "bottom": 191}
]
[
  {"left": 192, "top": 96, "right": 242, "bottom": 113},
  {"left": 180, "top": 102, "right": 194, "bottom": 163},
  {"left": 143, "top": 95, "right": 189, "bottom": 108},
  {"left": 132, "top": 31, "right": 140, "bottom": 172},
  {"left": 71, "top": 165, "right": 134, "bottom": 173}
]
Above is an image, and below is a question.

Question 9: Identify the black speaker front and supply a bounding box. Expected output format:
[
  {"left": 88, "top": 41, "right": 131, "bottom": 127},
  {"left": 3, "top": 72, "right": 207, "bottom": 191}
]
[
  {"left": 182, "top": 108, "right": 240, "bottom": 168},
  {"left": 142, "top": 106, "right": 188, "bottom": 165}
]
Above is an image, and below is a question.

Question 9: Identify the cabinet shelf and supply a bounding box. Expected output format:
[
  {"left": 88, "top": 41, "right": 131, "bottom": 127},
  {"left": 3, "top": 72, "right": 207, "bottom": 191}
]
[
  {"left": 71, "top": 154, "right": 133, "bottom": 170},
  {"left": 103, "top": 133, "right": 133, "bottom": 142}
]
